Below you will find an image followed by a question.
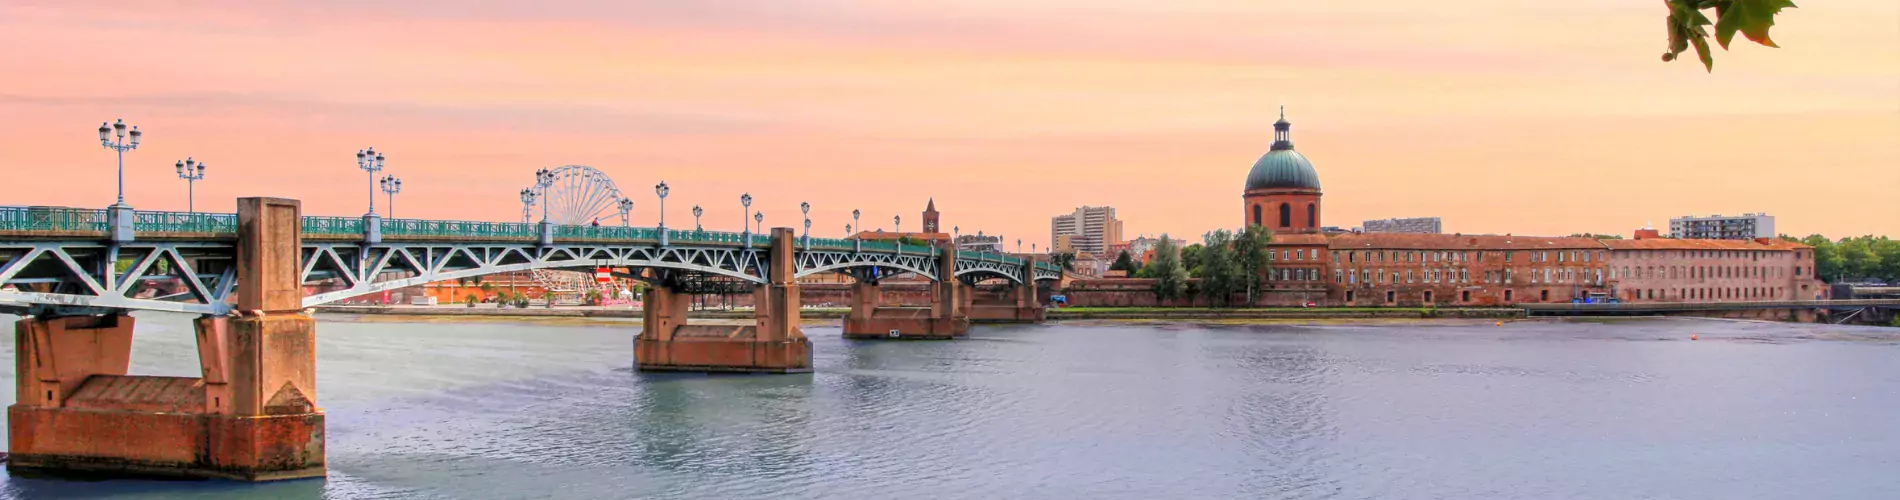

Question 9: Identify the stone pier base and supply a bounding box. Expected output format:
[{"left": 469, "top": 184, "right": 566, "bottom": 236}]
[
  {"left": 634, "top": 326, "right": 812, "bottom": 373},
  {"left": 842, "top": 307, "right": 968, "bottom": 339}
]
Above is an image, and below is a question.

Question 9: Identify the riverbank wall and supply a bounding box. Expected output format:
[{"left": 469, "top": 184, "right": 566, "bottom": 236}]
[{"left": 314, "top": 305, "right": 1528, "bottom": 321}]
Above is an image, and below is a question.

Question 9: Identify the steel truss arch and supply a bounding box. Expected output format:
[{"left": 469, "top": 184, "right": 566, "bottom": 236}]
[
  {"left": 791, "top": 249, "right": 937, "bottom": 281},
  {"left": 0, "top": 241, "right": 238, "bottom": 316},
  {"left": 300, "top": 242, "right": 767, "bottom": 307}
]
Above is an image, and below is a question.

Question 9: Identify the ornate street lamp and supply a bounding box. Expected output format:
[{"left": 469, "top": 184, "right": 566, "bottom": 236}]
[
  {"left": 692, "top": 205, "right": 703, "bottom": 232},
  {"left": 99, "top": 118, "right": 142, "bottom": 208},
  {"left": 617, "top": 197, "right": 634, "bottom": 227},
  {"left": 894, "top": 215, "right": 901, "bottom": 235},
  {"left": 655, "top": 181, "right": 669, "bottom": 245},
  {"left": 754, "top": 211, "right": 764, "bottom": 236},
  {"left": 800, "top": 201, "right": 811, "bottom": 249},
  {"left": 740, "top": 193, "right": 753, "bottom": 234},
  {"left": 379, "top": 175, "right": 403, "bottom": 218},
  {"left": 357, "top": 148, "right": 386, "bottom": 216},
  {"left": 519, "top": 188, "right": 537, "bottom": 223},
  {"left": 534, "top": 168, "right": 554, "bottom": 222},
  {"left": 174, "top": 157, "right": 205, "bottom": 213},
  {"left": 1017, "top": 238, "right": 1023, "bottom": 253}
]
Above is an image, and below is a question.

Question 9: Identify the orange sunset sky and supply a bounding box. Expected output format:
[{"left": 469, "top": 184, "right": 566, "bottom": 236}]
[{"left": 3, "top": 1, "right": 1896, "bottom": 248}]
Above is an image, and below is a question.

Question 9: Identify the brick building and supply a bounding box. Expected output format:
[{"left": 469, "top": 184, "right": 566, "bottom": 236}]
[{"left": 1054, "top": 109, "right": 1827, "bottom": 308}]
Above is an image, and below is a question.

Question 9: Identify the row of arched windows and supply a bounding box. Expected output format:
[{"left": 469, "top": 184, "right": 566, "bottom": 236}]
[{"left": 1250, "top": 202, "right": 1317, "bottom": 229}]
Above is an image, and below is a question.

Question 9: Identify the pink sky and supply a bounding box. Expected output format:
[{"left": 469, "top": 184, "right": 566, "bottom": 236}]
[{"left": 3, "top": 1, "right": 1896, "bottom": 248}]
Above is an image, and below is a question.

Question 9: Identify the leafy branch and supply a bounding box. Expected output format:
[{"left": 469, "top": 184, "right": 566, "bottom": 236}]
[{"left": 1663, "top": 0, "right": 1797, "bottom": 71}]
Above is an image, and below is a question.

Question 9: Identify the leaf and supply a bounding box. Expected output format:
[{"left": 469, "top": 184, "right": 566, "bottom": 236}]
[
  {"left": 1715, "top": 0, "right": 1796, "bottom": 49},
  {"left": 1691, "top": 35, "right": 1714, "bottom": 71}
]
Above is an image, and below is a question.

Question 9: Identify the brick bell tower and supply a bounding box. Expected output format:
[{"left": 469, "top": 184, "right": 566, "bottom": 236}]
[{"left": 1241, "top": 107, "right": 1322, "bottom": 233}]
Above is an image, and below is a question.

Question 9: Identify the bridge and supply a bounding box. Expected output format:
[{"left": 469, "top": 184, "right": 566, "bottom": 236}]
[{"left": 1, "top": 198, "right": 1060, "bottom": 481}]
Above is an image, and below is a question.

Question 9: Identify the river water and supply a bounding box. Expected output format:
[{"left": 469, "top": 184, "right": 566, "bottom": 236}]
[{"left": 0, "top": 313, "right": 1895, "bottom": 499}]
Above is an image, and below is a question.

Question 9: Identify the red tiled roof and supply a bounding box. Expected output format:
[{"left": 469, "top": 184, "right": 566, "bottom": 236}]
[
  {"left": 1326, "top": 233, "right": 1607, "bottom": 250},
  {"left": 1601, "top": 238, "right": 1808, "bottom": 251}
]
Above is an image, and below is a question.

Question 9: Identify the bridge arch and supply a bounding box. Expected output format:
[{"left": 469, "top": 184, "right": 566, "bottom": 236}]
[{"left": 300, "top": 242, "right": 768, "bottom": 307}]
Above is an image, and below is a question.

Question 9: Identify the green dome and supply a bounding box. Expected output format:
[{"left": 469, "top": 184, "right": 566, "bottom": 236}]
[{"left": 1245, "top": 149, "right": 1319, "bottom": 191}]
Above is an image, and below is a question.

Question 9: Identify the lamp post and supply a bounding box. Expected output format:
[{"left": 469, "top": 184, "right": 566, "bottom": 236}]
[
  {"left": 1017, "top": 238, "right": 1022, "bottom": 253},
  {"left": 894, "top": 215, "right": 901, "bottom": 235},
  {"left": 692, "top": 205, "right": 703, "bottom": 232},
  {"left": 655, "top": 181, "right": 669, "bottom": 245},
  {"left": 754, "top": 211, "right": 764, "bottom": 235},
  {"left": 800, "top": 201, "right": 811, "bottom": 250},
  {"left": 534, "top": 168, "right": 554, "bottom": 222},
  {"left": 174, "top": 157, "right": 205, "bottom": 213},
  {"left": 379, "top": 175, "right": 402, "bottom": 218},
  {"left": 851, "top": 209, "right": 862, "bottom": 252},
  {"left": 953, "top": 226, "right": 960, "bottom": 251},
  {"left": 519, "top": 188, "right": 537, "bottom": 223},
  {"left": 99, "top": 119, "right": 142, "bottom": 208},
  {"left": 356, "top": 148, "right": 385, "bottom": 216},
  {"left": 740, "top": 193, "right": 753, "bottom": 245},
  {"left": 617, "top": 198, "right": 633, "bottom": 227}
]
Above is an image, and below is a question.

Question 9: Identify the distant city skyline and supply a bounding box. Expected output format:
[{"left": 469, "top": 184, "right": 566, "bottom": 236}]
[{"left": 2, "top": 1, "right": 1894, "bottom": 248}]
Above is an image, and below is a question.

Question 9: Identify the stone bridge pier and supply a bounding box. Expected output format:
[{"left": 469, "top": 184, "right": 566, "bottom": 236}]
[
  {"left": 9, "top": 198, "right": 325, "bottom": 481},
  {"left": 842, "top": 246, "right": 968, "bottom": 340},
  {"left": 635, "top": 228, "right": 812, "bottom": 372},
  {"left": 967, "top": 257, "right": 1046, "bottom": 323}
]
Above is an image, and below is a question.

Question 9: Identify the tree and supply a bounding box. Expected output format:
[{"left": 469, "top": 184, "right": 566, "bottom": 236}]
[
  {"left": 1051, "top": 252, "right": 1077, "bottom": 272},
  {"left": 1111, "top": 250, "right": 1140, "bottom": 275},
  {"left": 1196, "top": 231, "right": 1241, "bottom": 306},
  {"left": 1181, "top": 243, "right": 1205, "bottom": 277},
  {"left": 1233, "top": 225, "right": 1273, "bottom": 305},
  {"left": 1147, "top": 235, "right": 1188, "bottom": 301},
  {"left": 1662, "top": 0, "right": 1797, "bottom": 71}
]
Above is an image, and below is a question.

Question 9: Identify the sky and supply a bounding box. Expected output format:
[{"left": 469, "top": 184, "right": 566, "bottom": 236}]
[{"left": 2, "top": 0, "right": 1896, "bottom": 249}]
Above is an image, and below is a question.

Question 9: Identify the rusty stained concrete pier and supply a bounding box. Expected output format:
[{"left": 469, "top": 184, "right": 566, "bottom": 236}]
[
  {"left": 8, "top": 198, "right": 325, "bottom": 481},
  {"left": 634, "top": 228, "right": 813, "bottom": 373}
]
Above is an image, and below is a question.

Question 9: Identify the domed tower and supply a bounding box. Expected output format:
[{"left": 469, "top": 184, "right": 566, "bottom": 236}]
[{"left": 1242, "top": 107, "right": 1322, "bottom": 233}]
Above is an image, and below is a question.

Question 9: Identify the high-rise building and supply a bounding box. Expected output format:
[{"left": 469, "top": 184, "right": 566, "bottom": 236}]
[
  {"left": 1050, "top": 206, "right": 1122, "bottom": 256},
  {"left": 1363, "top": 217, "right": 1442, "bottom": 234},
  {"left": 1668, "top": 213, "right": 1774, "bottom": 240}
]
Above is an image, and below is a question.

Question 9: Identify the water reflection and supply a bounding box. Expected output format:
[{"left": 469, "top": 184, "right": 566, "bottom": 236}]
[{"left": 0, "top": 315, "right": 1895, "bottom": 499}]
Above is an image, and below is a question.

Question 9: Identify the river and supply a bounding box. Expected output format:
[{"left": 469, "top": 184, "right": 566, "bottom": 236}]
[{"left": 0, "top": 313, "right": 1895, "bottom": 499}]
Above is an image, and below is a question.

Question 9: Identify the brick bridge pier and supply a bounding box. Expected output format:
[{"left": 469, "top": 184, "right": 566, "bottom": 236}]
[{"left": 9, "top": 198, "right": 325, "bottom": 480}]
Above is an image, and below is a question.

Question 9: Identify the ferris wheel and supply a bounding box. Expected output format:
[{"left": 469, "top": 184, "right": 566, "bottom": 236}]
[{"left": 520, "top": 165, "right": 632, "bottom": 225}]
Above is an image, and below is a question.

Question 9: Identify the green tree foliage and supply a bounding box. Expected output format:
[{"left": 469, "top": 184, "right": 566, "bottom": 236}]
[
  {"left": 1111, "top": 250, "right": 1140, "bottom": 275},
  {"left": 1147, "top": 235, "right": 1189, "bottom": 301},
  {"left": 1195, "top": 231, "right": 1242, "bottom": 306},
  {"left": 1233, "top": 225, "right": 1274, "bottom": 305},
  {"left": 1569, "top": 233, "right": 1625, "bottom": 240},
  {"left": 1663, "top": 0, "right": 1797, "bottom": 71},
  {"left": 1790, "top": 234, "right": 1899, "bottom": 283},
  {"left": 1051, "top": 252, "right": 1077, "bottom": 272},
  {"left": 1180, "top": 243, "right": 1205, "bottom": 277}
]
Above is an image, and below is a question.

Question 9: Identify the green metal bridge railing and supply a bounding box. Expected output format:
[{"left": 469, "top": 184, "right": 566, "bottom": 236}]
[
  {"left": 0, "top": 206, "right": 109, "bottom": 233},
  {"left": 134, "top": 211, "right": 238, "bottom": 234},
  {"left": 300, "top": 216, "right": 364, "bottom": 237},
  {"left": 1, "top": 208, "right": 1049, "bottom": 274}
]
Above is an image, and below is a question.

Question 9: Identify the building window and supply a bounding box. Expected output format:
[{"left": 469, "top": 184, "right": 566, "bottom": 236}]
[
  {"left": 1424, "top": 291, "right": 1434, "bottom": 303},
  {"left": 1387, "top": 290, "right": 1396, "bottom": 303},
  {"left": 1504, "top": 289, "right": 1514, "bottom": 302},
  {"left": 1306, "top": 203, "right": 1316, "bottom": 228},
  {"left": 1346, "top": 290, "right": 1355, "bottom": 302},
  {"left": 1252, "top": 204, "right": 1262, "bottom": 226},
  {"left": 1541, "top": 290, "right": 1550, "bottom": 301},
  {"left": 1462, "top": 290, "right": 1471, "bottom": 302},
  {"left": 1278, "top": 203, "right": 1291, "bottom": 228}
]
